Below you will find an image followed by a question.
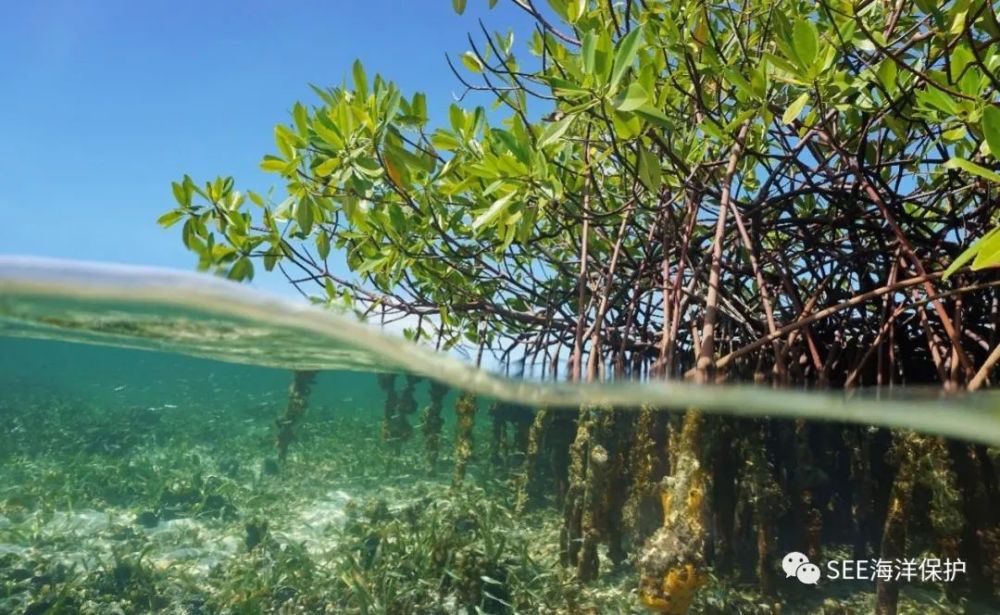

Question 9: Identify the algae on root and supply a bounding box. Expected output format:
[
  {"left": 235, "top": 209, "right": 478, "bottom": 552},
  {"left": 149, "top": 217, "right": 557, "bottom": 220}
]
[
  {"left": 378, "top": 372, "right": 412, "bottom": 452},
  {"left": 275, "top": 370, "right": 317, "bottom": 462},
  {"left": 638, "top": 409, "right": 707, "bottom": 614},
  {"left": 422, "top": 380, "right": 449, "bottom": 474},
  {"left": 452, "top": 391, "right": 477, "bottom": 487}
]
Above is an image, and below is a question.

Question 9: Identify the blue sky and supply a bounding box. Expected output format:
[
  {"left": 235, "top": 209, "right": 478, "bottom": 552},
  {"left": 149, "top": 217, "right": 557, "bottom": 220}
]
[{"left": 0, "top": 0, "right": 535, "bottom": 296}]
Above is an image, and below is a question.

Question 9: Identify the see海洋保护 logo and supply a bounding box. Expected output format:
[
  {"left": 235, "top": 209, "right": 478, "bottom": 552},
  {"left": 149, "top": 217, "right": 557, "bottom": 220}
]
[{"left": 782, "top": 551, "right": 966, "bottom": 586}]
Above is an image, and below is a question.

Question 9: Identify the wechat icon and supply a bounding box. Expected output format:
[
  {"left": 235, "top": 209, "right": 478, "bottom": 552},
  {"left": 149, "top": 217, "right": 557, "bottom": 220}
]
[{"left": 783, "top": 552, "right": 821, "bottom": 585}]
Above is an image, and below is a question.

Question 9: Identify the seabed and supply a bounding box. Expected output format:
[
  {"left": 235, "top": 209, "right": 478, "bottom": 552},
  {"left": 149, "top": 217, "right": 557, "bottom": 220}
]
[{"left": 1, "top": 356, "right": 994, "bottom": 614}]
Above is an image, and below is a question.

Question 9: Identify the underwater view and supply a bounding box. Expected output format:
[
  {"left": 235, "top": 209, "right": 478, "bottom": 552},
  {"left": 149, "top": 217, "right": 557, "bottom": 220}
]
[
  {"left": 1, "top": 261, "right": 999, "bottom": 614},
  {"left": 4, "top": 0, "right": 1000, "bottom": 613}
]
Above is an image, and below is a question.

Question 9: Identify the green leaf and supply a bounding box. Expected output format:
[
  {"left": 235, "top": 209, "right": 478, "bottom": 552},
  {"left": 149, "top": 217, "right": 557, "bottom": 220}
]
[
  {"left": 943, "top": 227, "right": 1000, "bottom": 279},
  {"left": 411, "top": 92, "right": 427, "bottom": 123},
  {"left": 431, "top": 129, "right": 463, "bottom": 151},
  {"left": 722, "top": 68, "right": 756, "bottom": 99},
  {"left": 982, "top": 106, "right": 1000, "bottom": 158},
  {"left": 566, "top": 0, "right": 585, "bottom": 22},
  {"left": 792, "top": 20, "right": 819, "bottom": 70},
  {"left": 472, "top": 192, "right": 516, "bottom": 232},
  {"left": 543, "top": 76, "right": 590, "bottom": 96},
  {"left": 314, "top": 157, "right": 339, "bottom": 177},
  {"left": 942, "top": 126, "right": 968, "bottom": 142},
  {"left": 316, "top": 230, "right": 331, "bottom": 260},
  {"left": 943, "top": 157, "right": 1000, "bottom": 183},
  {"left": 638, "top": 147, "right": 661, "bottom": 193},
  {"left": 782, "top": 92, "right": 810, "bottom": 125},
  {"left": 312, "top": 117, "right": 345, "bottom": 149},
  {"left": 581, "top": 31, "right": 597, "bottom": 76},
  {"left": 762, "top": 52, "right": 804, "bottom": 84},
  {"left": 452, "top": 0, "right": 466, "bottom": 14},
  {"left": 449, "top": 105, "right": 465, "bottom": 133},
  {"left": 295, "top": 199, "right": 314, "bottom": 234},
  {"left": 352, "top": 59, "right": 368, "bottom": 97},
  {"left": 537, "top": 115, "right": 575, "bottom": 148},
  {"left": 614, "top": 82, "right": 649, "bottom": 112},
  {"left": 355, "top": 253, "right": 388, "bottom": 275},
  {"left": 972, "top": 228, "right": 1000, "bottom": 270},
  {"left": 274, "top": 124, "right": 301, "bottom": 159},
  {"left": 260, "top": 156, "right": 288, "bottom": 173},
  {"left": 633, "top": 104, "right": 672, "bottom": 129},
  {"left": 157, "top": 210, "right": 185, "bottom": 228},
  {"left": 292, "top": 102, "right": 309, "bottom": 135},
  {"left": 461, "top": 52, "right": 483, "bottom": 73},
  {"left": 227, "top": 256, "right": 254, "bottom": 282},
  {"left": 609, "top": 26, "right": 643, "bottom": 90},
  {"left": 876, "top": 59, "right": 897, "bottom": 92},
  {"left": 247, "top": 191, "right": 265, "bottom": 208},
  {"left": 916, "top": 87, "right": 959, "bottom": 115},
  {"left": 171, "top": 181, "right": 189, "bottom": 207}
]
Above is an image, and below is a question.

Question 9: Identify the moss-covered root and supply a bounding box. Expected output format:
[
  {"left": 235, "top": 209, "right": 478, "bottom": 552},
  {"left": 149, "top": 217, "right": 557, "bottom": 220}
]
[
  {"left": 515, "top": 407, "right": 551, "bottom": 514},
  {"left": 875, "top": 432, "right": 927, "bottom": 615},
  {"left": 422, "top": 381, "right": 448, "bottom": 474},
  {"left": 274, "top": 369, "right": 317, "bottom": 462},
  {"left": 452, "top": 391, "right": 477, "bottom": 488},
  {"left": 638, "top": 409, "right": 707, "bottom": 614},
  {"left": 623, "top": 405, "right": 665, "bottom": 553},
  {"left": 579, "top": 408, "right": 614, "bottom": 581},
  {"left": 378, "top": 372, "right": 411, "bottom": 451},
  {"left": 561, "top": 404, "right": 613, "bottom": 582},
  {"left": 488, "top": 401, "right": 506, "bottom": 470}
]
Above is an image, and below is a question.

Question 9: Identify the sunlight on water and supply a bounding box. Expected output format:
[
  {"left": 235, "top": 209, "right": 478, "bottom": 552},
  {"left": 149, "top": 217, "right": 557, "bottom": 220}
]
[{"left": 2, "top": 256, "right": 999, "bottom": 445}]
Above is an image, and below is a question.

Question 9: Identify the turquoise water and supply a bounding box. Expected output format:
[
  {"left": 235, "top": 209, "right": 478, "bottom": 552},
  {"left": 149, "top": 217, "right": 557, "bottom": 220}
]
[
  {"left": 3, "top": 257, "right": 998, "bottom": 445},
  {"left": 1, "top": 257, "right": 999, "bottom": 613}
]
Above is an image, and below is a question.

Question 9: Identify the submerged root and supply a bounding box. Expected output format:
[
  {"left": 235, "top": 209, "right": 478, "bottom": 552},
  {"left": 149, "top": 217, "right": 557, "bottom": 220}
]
[
  {"left": 562, "top": 404, "right": 614, "bottom": 581},
  {"left": 487, "top": 402, "right": 533, "bottom": 476},
  {"left": 378, "top": 373, "right": 411, "bottom": 451},
  {"left": 399, "top": 374, "right": 419, "bottom": 418},
  {"left": 488, "top": 401, "right": 507, "bottom": 470},
  {"left": 638, "top": 409, "right": 707, "bottom": 613},
  {"left": 422, "top": 381, "right": 448, "bottom": 474},
  {"left": 741, "top": 422, "right": 783, "bottom": 597},
  {"left": 623, "top": 405, "right": 666, "bottom": 552},
  {"left": 452, "top": 392, "right": 477, "bottom": 487},
  {"left": 515, "top": 407, "right": 551, "bottom": 514},
  {"left": 275, "top": 370, "right": 317, "bottom": 462}
]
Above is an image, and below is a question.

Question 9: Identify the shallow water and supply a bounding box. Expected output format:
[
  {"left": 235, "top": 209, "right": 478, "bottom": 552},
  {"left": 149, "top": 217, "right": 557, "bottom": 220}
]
[
  {"left": 2, "top": 257, "right": 999, "bottom": 445},
  {"left": 2, "top": 257, "right": 999, "bottom": 614}
]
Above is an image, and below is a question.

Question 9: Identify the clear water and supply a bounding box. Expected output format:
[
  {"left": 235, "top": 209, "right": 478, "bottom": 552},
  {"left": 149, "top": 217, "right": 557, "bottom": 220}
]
[
  {"left": 3, "top": 257, "right": 998, "bottom": 445},
  {"left": 1, "top": 257, "right": 999, "bottom": 614}
]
